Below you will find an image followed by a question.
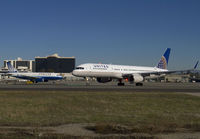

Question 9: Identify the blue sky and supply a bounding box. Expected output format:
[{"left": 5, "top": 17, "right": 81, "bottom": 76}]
[{"left": 0, "top": 0, "right": 199, "bottom": 69}]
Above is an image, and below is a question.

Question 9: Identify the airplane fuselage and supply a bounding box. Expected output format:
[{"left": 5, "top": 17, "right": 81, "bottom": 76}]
[
  {"left": 8, "top": 72, "right": 63, "bottom": 82},
  {"left": 72, "top": 63, "right": 168, "bottom": 79}
]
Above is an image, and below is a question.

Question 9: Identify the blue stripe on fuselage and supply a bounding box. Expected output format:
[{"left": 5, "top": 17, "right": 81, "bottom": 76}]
[{"left": 13, "top": 75, "right": 63, "bottom": 81}]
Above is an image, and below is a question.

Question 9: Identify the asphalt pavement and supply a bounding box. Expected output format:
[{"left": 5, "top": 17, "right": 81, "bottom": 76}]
[{"left": 0, "top": 81, "right": 199, "bottom": 93}]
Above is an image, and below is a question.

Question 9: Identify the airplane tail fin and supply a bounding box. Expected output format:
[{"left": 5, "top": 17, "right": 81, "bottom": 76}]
[
  {"left": 157, "top": 48, "right": 171, "bottom": 69},
  {"left": 194, "top": 61, "right": 199, "bottom": 69},
  {"left": 7, "top": 62, "right": 18, "bottom": 73}
]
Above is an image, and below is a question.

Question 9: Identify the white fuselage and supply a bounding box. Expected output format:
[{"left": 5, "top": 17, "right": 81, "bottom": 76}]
[
  {"left": 9, "top": 72, "right": 63, "bottom": 81},
  {"left": 72, "top": 63, "right": 168, "bottom": 79}
]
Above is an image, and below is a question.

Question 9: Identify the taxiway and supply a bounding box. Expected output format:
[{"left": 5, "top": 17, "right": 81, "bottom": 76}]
[{"left": 0, "top": 82, "right": 199, "bottom": 93}]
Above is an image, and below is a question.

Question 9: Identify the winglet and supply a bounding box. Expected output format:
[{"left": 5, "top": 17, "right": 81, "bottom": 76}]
[
  {"left": 194, "top": 61, "right": 199, "bottom": 69},
  {"left": 157, "top": 48, "right": 171, "bottom": 69}
]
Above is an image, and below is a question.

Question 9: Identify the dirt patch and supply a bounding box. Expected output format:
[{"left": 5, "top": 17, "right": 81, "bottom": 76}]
[
  {"left": 0, "top": 124, "right": 157, "bottom": 138},
  {"left": 86, "top": 124, "right": 134, "bottom": 134},
  {"left": 0, "top": 124, "right": 199, "bottom": 139},
  {"left": 184, "top": 93, "right": 200, "bottom": 97}
]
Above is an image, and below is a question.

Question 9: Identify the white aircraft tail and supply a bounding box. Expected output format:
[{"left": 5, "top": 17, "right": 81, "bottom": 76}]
[{"left": 7, "top": 62, "right": 18, "bottom": 73}]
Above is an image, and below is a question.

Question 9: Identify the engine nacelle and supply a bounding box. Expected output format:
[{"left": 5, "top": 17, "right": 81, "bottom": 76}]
[
  {"left": 96, "top": 77, "right": 112, "bottom": 83},
  {"left": 133, "top": 74, "right": 144, "bottom": 83},
  {"left": 35, "top": 78, "right": 48, "bottom": 83},
  {"left": 125, "top": 74, "right": 144, "bottom": 83}
]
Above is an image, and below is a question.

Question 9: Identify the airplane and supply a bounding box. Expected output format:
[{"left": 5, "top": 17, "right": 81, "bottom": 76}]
[
  {"left": 72, "top": 48, "right": 198, "bottom": 86},
  {"left": 6, "top": 62, "right": 63, "bottom": 83}
]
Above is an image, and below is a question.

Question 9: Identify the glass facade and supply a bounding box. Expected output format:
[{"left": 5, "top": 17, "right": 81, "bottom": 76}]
[{"left": 35, "top": 56, "right": 75, "bottom": 73}]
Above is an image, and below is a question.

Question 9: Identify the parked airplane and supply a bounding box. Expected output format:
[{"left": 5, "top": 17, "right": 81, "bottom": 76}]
[
  {"left": 6, "top": 62, "right": 63, "bottom": 83},
  {"left": 72, "top": 48, "right": 198, "bottom": 86}
]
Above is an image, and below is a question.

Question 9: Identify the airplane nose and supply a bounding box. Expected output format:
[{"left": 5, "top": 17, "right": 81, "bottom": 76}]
[{"left": 72, "top": 70, "right": 77, "bottom": 76}]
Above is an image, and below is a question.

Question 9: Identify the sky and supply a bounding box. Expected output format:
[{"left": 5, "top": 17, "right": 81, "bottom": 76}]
[{"left": 0, "top": 0, "right": 200, "bottom": 69}]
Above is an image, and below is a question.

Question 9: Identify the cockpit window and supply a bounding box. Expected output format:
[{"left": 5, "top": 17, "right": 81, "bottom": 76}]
[{"left": 76, "top": 67, "right": 84, "bottom": 70}]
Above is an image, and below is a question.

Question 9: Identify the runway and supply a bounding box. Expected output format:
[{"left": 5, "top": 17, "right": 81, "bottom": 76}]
[{"left": 0, "top": 82, "right": 200, "bottom": 93}]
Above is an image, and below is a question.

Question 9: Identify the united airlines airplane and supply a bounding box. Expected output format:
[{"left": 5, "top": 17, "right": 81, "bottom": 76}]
[
  {"left": 6, "top": 62, "right": 63, "bottom": 83},
  {"left": 72, "top": 48, "right": 198, "bottom": 86}
]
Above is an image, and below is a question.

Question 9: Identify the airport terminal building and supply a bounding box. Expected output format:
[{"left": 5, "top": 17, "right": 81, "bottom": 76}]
[
  {"left": 3, "top": 54, "right": 75, "bottom": 73},
  {"left": 3, "top": 57, "right": 35, "bottom": 72},
  {"left": 35, "top": 54, "right": 75, "bottom": 73}
]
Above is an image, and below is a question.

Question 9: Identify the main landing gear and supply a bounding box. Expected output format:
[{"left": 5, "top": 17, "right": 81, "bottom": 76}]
[
  {"left": 117, "top": 79, "right": 143, "bottom": 86},
  {"left": 136, "top": 83, "right": 143, "bottom": 86},
  {"left": 117, "top": 79, "right": 125, "bottom": 86}
]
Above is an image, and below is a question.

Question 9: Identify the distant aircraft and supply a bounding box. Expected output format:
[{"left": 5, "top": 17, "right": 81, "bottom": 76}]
[
  {"left": 72, "top": 48, "right": 198, "bottom": 86},
  {"left": 6, "top": 62, "right": 63, "bottom": 83}
]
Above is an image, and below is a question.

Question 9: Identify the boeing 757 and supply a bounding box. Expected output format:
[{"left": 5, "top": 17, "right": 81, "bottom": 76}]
[
  {"left": 72, "top": 48, "right": 198, "bottom": 86},
  {"left": 6, "top": 62, "right": 63, "bottom": 83}
]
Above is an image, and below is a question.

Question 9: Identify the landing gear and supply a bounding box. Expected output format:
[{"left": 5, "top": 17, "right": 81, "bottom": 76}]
[
  {"left": 118, "top": 82, "right": 125, "bottom": 86},
  {"left": 136, "top": 83, "right": 143, "bottom": 86},
  {"left": 85, "top": 77, "right": 90, "bottom": 86},
  {"left": 118, "top": 79, "right": 125, "bottom": 86}
]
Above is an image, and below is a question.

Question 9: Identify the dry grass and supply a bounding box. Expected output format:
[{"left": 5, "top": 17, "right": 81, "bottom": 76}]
[{"left": 0, "top": 90, "right": 199, "bottom": 135}]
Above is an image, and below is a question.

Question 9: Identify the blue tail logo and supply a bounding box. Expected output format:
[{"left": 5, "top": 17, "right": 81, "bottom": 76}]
[
  {"left": 194, "top": 61, "right": 199, "bottom": 69},
  {"left": 7, "top": 62, "right": 18, "bottom": 73},
  {"left": 157, "top": 48, "right": 171, "bottom": 69}
]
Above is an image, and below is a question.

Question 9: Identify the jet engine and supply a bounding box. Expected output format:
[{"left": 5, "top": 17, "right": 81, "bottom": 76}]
[
  {"left": 96, "top": 77, "right": 112, "bottom": 83},
  {"left": 35, "top": 78, "right": 48, "bottom": 83},
  {"left": 133, "top": 74, "right": 144, "bottom": 82},
  {"left": 124, "top": 74, "right": 144, "bottom": 83}
]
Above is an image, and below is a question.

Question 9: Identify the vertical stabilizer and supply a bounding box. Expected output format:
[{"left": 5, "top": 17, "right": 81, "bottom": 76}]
[
  {"left": 7, "top": 62, "right": 18, "bottom": 73},
  {"left": 194, "top": 61, "right": 199, "bottom": 69},
  {"left": 157, "top": 48, "right": 171, "bottom": 69}
]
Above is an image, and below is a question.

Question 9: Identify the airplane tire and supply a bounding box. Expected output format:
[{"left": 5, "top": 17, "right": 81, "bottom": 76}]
[
  {"left": 118, "top": 83, "right": 125, "bottom": 86},
  {"left": 136, "top": 83, "right": 143, "bottom": 86}
]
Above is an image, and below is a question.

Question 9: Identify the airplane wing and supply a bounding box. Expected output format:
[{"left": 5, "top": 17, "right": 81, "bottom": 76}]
[
  {"left": 142, "top": 61, "right": 199, "bottom": 77},
  {"left": 123, "top": 61, "right": 199, "bottom": 79},
  {"left": 6, "top": 73, "right": 41, "bottom": 81},
  {"left": 18, "top": 75, "right": 40, "bottom": 80},
  {"left": 139, "top": 69, "right": 193, "bottom": 77}
]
